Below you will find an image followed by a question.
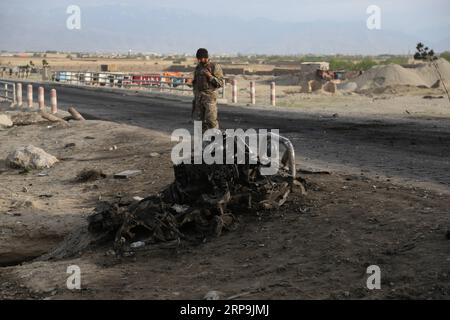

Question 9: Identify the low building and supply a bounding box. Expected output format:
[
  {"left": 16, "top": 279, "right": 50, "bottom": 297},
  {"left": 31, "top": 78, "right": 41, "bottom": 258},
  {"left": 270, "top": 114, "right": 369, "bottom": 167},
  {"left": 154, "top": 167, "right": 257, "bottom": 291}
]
[{"left": 300, "top": 62, "right": 330, "bottom": 73}]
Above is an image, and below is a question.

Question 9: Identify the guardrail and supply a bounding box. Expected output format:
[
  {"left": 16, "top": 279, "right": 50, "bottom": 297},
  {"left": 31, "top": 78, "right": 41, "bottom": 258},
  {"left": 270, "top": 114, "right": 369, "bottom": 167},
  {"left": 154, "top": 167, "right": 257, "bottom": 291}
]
[
  {"left": 0, "top": 80, "right": 16, "bottom": 104},
  {"left": 50, "top": 71, "right": 226, "bottom": 98},
  {"left": 0, "top": 81, "right": 59, "bottom": 112}
]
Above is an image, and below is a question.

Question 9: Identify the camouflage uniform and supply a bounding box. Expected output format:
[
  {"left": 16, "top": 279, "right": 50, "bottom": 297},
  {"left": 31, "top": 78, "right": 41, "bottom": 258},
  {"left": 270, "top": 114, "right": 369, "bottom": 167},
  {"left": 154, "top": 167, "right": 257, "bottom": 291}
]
[{"left": 192, "top": 61, "right": 224, "bottom": 132}]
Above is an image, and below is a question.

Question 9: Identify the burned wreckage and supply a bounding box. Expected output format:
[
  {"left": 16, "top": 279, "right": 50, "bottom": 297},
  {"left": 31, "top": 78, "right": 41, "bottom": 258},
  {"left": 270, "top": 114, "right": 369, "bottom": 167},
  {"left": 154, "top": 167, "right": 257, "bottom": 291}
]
[{"left": 46, "top": 131, "right": 305, "bottom": 259}]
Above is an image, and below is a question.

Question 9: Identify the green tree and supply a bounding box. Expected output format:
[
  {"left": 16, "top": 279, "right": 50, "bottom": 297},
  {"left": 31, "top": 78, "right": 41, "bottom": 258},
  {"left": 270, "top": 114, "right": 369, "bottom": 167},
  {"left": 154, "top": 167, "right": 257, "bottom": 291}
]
[
  {"left": 329, "top": 58, "right": 354, "bottom": 71},
  {"left": 415, "top": 43, "right": 449, "bottom": 104},
  {"left": 354, "top": 58, "right": 378, "bottom": 71},
  {"left": 382, "top": 56, "right": 409, "bottom": 65},
  {"left": 441, "top": 51, "right": 450, "bottom": 62}
]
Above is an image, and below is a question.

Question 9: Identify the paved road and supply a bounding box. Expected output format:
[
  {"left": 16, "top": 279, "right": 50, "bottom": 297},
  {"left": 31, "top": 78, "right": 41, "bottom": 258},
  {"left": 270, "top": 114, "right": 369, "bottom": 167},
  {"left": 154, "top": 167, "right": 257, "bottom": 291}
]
[{"left": 27, "top": 83, "right": 450, "bottom": 192}]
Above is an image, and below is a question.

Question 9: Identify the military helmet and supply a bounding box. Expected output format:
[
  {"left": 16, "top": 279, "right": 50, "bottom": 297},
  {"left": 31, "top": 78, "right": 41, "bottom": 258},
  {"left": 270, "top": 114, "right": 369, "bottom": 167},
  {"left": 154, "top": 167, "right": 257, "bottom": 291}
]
[{"left": 196, "top": 48, "right": 209, "bottom": 59}]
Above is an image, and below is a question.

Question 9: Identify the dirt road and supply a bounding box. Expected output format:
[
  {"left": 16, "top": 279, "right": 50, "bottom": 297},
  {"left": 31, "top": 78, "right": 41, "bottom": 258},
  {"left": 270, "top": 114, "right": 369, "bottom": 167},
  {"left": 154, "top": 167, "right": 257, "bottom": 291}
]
[{"left": 34, "top": 83, "right": 450, "bottom": 194}]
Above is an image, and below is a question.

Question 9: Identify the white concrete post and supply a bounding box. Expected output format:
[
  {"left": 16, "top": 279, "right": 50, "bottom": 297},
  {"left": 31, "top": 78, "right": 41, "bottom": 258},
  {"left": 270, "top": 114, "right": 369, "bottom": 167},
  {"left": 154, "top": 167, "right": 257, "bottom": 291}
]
[
  {"left": 50, "top": 89, "right": 57, "bottom": 114},
  {"left": 27, "top": 84, "right": 33, "bottom": 108},
  {"left": 221, "top": 79, "right": 226, "bottom": 99},
  {"left": 250, "top": 81, "right": 256, "bottom": 105},
  {"left": 4, "top": 83, "right": 8, "bottom": 100},
  {"left": 232, "top": 79, "right": 238, "bottom": 104},
  {"left": 16, "top": 83, "right": 23, "bottom": 107},
  {"left": 38, "top": 86, "right": 45, "bottom": 110},
  {"left": 270, "top": 82, "right": 276, "bottom": 107},
  {"left": 12, "top": 84, "right": 17, "bottom": 106}
]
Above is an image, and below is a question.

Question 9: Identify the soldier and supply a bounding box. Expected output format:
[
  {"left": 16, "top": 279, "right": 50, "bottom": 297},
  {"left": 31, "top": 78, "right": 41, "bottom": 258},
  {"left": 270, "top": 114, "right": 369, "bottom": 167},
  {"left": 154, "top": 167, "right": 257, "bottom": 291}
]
[{"left": 192, "top": 48, "right": 224, "bottom": 132}]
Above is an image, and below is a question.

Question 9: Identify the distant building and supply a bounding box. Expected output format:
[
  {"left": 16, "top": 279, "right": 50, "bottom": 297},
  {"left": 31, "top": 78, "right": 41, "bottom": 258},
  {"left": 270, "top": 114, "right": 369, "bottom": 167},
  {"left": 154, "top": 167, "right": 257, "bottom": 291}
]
[{"left": 300, "top": 62, "right": 330, "bottom": 73}]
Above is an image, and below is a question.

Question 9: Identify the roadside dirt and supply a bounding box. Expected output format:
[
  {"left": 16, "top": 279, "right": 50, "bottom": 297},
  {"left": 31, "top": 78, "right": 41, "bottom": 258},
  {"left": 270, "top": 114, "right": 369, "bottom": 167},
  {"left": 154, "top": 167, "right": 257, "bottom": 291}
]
[
  {"left": 1, "top": 110, "right": 449, "bottom": 300},
  {"left": 0, "top": 112, "right": 172, "bottom": 267}
]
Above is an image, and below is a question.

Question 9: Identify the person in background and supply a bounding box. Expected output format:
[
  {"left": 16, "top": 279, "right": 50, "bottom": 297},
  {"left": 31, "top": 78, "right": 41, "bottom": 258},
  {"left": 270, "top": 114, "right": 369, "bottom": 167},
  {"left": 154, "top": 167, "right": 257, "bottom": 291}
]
[{"left": 192, "top": 48, "right": 224, "bottom": 132}]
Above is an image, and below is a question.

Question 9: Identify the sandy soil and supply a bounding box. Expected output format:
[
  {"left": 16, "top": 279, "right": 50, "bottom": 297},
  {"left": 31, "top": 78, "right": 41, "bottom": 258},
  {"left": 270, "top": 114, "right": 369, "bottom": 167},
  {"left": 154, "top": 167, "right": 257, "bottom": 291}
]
[
  {"left": 1, "top": 108, "right": 449, "bottom": 300},
  {"left": 0, "top": 56, "right": 174, "bottom": 73},
  {"left": 223, "top": 76, "right": 450, "bottom": 118},
  {"left": 0, "top": 112, "right": 172, "bottom": 267}
]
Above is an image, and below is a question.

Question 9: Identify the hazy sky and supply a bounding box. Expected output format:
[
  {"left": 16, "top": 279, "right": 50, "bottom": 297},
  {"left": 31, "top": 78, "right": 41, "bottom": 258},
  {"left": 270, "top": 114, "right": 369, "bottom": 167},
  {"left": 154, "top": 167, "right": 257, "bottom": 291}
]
[
  {"left": 29, "top": 0, "right": 448, "bottom": 30},
  {"left": 1, "top": 0, "right": 449, "bottom": 54},
  {"left": 140, "top": 0, "right": 449, "bottom": 28}
]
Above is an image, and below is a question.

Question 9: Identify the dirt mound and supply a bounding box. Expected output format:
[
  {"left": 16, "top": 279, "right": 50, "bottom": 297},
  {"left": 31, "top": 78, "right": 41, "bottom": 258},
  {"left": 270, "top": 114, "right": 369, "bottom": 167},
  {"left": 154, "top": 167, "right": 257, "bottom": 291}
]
[
  {"left": 355, "top": 64, "right": 428, "bottom": 90},
  {"left": 415, "top": 58, "right": 450, "bottom": 87},
  {"left": 355, "top": 59, "right": 450, "bottom": 92}
]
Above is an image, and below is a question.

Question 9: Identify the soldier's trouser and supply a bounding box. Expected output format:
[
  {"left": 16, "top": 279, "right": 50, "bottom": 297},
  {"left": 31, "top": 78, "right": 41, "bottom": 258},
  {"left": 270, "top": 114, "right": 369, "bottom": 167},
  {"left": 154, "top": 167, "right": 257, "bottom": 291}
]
[{"left": 195, "top": 92, "right": 219, "bottom": 132}]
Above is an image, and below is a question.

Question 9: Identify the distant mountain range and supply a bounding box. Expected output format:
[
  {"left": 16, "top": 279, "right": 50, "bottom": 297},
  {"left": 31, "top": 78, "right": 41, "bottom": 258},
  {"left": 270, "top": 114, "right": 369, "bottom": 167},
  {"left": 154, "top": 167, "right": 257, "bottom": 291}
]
[{"left": 1, "top": 3, "right": 449, "bottom": 55}]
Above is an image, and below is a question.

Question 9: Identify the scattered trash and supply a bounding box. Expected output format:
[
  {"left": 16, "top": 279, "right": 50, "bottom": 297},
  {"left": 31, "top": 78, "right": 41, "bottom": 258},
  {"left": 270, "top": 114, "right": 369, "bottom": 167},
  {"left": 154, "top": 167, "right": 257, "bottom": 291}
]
[
  {"left": 38, "top": 194, "right": 53, "bottom": 198},
  {"left": 64, "top": 143, "right": 76, "bottom": 149},
  {"left": 172, "top": 204, "right": 190, "bottom": 214},
  {"left": 297, "top": 169, "right": 331, "bottom": 175},
  {"left": 130, "top": 241, "right": 146, "bottom": 249},
  {"left": 114, "top": 170, "right": 142, "bottom": 179},
  {"left": 423, "top": 95, "right": 444, "bottom": 99},
  {"left": 76, "top": 169, "right": 107, "bottom": 183},
  {"left": 204, "top": 291, "right": 222, "bottom": 300},
  {"left": 150, "top": 152, "right": 160, "bottom": 157},
  {"left": 37, "top": 172, "right": 49, "bottom": 177}
]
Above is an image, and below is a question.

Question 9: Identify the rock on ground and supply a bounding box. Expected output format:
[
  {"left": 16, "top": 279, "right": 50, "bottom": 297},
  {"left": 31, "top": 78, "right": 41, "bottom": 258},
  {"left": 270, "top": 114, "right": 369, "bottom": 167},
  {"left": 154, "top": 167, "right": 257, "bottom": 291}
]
[
  {"left": 9, "top": 112, "right": 46, "bottom": 126},
  {"left": 6, "top": 145, "right": 59, "bottom": 170},
  {"left": 337, "top": 81, "right": 358, "bottom": 92},
  {"left": 323, "top": 81, "right": 337, "bottom": 93},
  {"left": 0, "top": 114, "right": 13, "bottom": 128},
  {"left": 309, "top": 80, "right": 323, "bottom": 92}
]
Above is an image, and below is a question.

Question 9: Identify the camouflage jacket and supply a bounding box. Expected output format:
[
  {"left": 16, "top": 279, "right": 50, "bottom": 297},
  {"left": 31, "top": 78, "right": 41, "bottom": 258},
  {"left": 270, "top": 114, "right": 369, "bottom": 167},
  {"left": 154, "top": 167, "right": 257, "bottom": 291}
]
[{"left": 193, "top": 61, "right": 224, "bottom": 95}]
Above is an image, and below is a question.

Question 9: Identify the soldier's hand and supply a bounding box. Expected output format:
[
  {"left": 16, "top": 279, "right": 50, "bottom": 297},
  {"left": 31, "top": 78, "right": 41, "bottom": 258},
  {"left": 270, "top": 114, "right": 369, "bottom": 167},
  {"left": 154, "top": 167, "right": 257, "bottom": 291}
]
[{"left": 203, "top": 70, "right": 213, "bottom": 79}]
